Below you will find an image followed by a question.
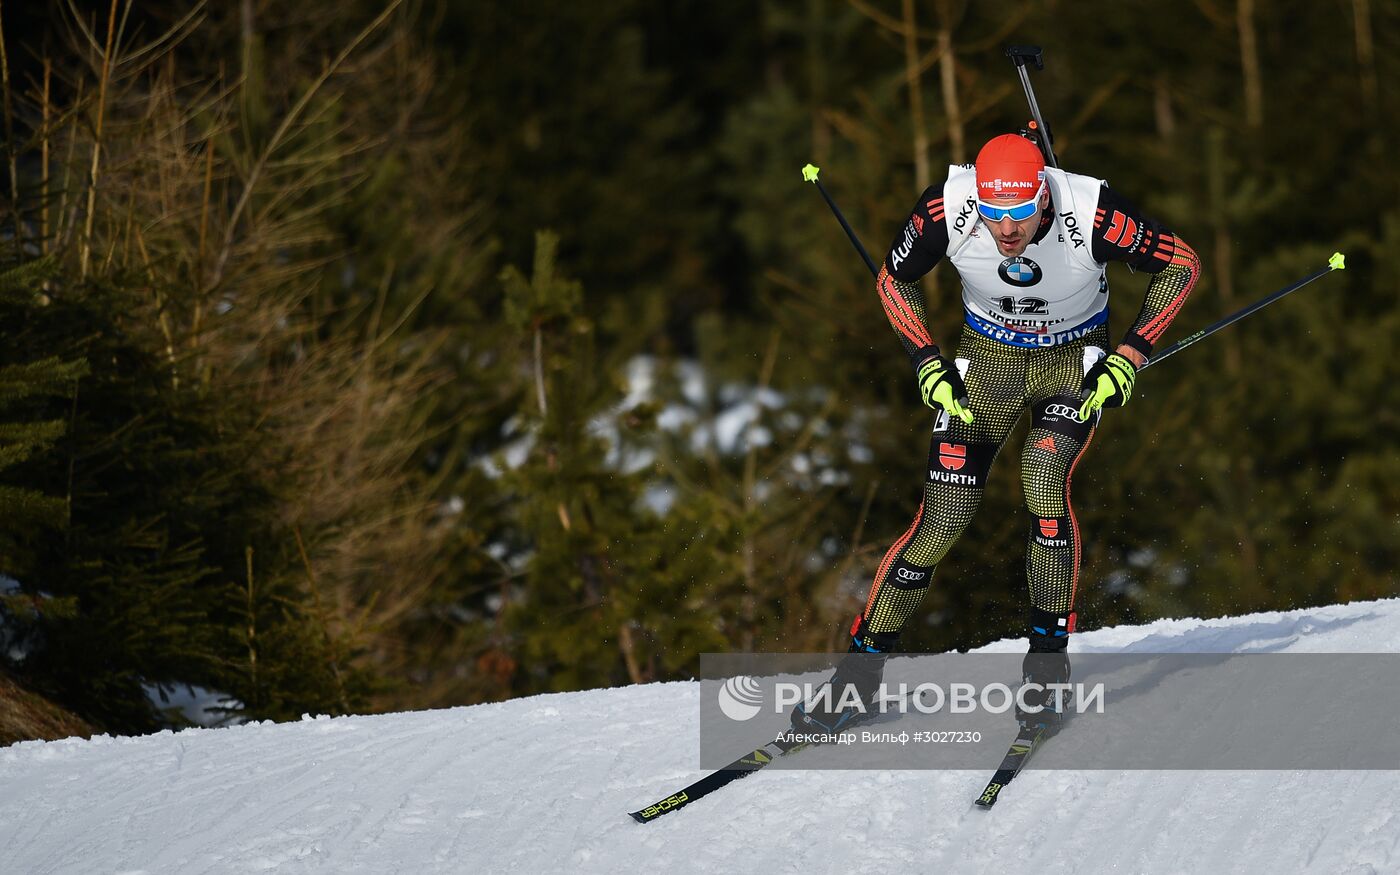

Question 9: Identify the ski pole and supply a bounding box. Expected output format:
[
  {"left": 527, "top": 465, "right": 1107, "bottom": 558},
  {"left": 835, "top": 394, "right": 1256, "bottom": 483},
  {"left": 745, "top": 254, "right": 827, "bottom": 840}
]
[
  {"left": 1141, "top": 253, "right": 1346, "bottom": 370},
  {"left": 1005, "top": 45, "right": 1058, "bottom": 168},
  {"left": 801, "top": 163, "right": 879, "bottom": 278}
]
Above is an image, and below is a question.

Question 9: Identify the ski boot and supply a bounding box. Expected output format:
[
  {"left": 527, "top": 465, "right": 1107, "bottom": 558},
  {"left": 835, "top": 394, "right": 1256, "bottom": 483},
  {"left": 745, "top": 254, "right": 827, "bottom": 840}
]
[
  {"left": 1015, "top": 607, "right": 1074, "bottom": 737},
  {"left": 789, "top": 617, "right": 897, "bottom": 735}
]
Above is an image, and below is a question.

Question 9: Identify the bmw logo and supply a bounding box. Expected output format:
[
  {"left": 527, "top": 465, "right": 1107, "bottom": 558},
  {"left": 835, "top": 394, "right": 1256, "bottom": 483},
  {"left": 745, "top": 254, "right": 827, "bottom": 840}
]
[{"left": 998, "top": 257, "right": 1043, "bottom": 287}]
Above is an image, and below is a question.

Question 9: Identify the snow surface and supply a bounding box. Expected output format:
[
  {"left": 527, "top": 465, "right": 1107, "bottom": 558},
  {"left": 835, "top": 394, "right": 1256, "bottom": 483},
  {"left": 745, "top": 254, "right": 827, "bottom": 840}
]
[{"left": 4, "top": 598, "right": 1400, "bottom": 874}]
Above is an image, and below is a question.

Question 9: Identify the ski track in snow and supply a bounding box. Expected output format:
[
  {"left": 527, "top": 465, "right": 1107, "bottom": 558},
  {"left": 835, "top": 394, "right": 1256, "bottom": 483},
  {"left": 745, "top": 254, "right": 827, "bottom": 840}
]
[{"left": 3, "top": 598, "right": 1400, "bottom": 874}]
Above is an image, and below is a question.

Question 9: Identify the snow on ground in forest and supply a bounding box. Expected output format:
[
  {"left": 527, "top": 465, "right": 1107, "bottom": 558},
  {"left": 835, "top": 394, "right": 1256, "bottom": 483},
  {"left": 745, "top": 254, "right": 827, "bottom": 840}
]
[{"left": 4, "top": 597, "right": 1400, "bottom": 874}]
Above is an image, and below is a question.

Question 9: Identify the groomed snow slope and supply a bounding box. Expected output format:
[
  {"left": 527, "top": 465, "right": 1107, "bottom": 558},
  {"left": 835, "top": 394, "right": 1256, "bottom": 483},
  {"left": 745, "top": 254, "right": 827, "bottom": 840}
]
[{"left": 4, "top": 598, "right": 1400, "bottom": 874}]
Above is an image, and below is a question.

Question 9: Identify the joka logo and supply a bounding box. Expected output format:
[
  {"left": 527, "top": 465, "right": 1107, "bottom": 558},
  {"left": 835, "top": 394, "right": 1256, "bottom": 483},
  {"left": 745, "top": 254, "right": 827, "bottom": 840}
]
[
  {"left": 938, "top": 442, "right": 967, "bottom": 471},
  {"left": 718, "top": 676, "right": 763, "bottom": 721},
  {"left": 1039, "top": 519, "right": 1059, "bottom": 538},
  {"left": 1063, "top": 213, "right": 1085, "bottom": 249},
  {"left": 998, "top": 257, "right": 1043, "bottom": 288},
  {"left": 953, "top": 198, "right": 976, "bottom": 233}
]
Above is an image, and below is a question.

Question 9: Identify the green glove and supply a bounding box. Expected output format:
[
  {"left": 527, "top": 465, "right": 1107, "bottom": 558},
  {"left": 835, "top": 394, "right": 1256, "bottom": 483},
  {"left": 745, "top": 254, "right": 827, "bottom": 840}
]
[
  {"left": 1078, "top": 352, "right": 1137, "bottom": 419},
  {"left": 916, "top": 355, "right": 973, "bottom": 424}
]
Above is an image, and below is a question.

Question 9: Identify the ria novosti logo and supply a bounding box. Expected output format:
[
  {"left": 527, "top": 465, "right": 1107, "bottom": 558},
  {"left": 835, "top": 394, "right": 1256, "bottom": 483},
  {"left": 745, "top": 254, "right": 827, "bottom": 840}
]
[
  {"left": 717, "top": 675, "right": 764, "bottom": 721},
  {"left": 716, "top": 672, "right": 1108, "bottom": 722},
  {"left": 715, "top": 675, "right": 1106, "bottom": 722}
]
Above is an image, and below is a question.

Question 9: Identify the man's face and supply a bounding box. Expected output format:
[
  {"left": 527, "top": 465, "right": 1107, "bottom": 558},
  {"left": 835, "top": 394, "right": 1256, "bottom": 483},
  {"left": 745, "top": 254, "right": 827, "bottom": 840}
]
[{"left": 980, "top": 190, "right": 1048, "bottom": 257}]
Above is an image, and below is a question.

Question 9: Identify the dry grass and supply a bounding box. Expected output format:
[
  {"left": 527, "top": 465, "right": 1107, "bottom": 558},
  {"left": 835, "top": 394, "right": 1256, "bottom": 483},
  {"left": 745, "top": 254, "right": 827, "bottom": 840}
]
[
  {"left": 0, "top": 669, "right": 95, "bottom": 746},
  {"left": 3, "top": 1, "right": 471, "bottom": 717}
]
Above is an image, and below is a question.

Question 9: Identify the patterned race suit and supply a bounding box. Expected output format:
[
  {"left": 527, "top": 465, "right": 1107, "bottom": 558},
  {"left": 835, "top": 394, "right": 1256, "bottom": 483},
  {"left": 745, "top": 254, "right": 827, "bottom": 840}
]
[{"left": 853, "top": 164, "right": 1200, "bottom": 650}]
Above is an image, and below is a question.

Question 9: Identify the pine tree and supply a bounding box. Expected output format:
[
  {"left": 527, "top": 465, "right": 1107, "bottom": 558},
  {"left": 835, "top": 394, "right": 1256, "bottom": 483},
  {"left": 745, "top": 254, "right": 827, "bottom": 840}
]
[{"left": 0, "top": 256, "right": 87, "bottom": 656}]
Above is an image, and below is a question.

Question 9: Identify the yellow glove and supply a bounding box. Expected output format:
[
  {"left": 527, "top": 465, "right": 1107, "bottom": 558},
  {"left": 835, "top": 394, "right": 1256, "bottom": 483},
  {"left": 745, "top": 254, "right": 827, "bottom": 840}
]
[
  {"left": 1078, "top": 352, "right": 1137, "bottom": 419},
  {"left": 916, "top": 355, "right": 973, "bottom": 424}
]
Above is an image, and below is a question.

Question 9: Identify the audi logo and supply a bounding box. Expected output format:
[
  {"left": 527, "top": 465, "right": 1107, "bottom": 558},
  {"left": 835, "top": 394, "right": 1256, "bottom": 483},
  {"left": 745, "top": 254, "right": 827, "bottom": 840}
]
[{"left": 1044, "top": 404, "right": 1084, "bottom": 422}]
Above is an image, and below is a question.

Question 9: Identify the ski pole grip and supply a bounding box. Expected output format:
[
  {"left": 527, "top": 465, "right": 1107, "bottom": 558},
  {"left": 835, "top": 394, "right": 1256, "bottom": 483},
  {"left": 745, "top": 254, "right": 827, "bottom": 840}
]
[{"left": 1005, "top": 45, "right": 1044, "bottom": 70}]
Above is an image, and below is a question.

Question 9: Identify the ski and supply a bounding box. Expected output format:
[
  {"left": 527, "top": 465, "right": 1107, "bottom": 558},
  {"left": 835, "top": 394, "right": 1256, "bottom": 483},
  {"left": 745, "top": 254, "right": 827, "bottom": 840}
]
[
  {"left": 973, "top": 725, "right": 1048, "bottom": 809},
  {"left": 629, "top": 732, "right": 813, "bottom": 824},
  {"left": 630, "top": 675, "right": 921, "bottom": 823}
]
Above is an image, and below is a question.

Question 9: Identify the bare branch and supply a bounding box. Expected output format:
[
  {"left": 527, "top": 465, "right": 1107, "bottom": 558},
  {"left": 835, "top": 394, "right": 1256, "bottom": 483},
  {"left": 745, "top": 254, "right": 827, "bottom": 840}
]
[{"left": 209, "top": 0, "right": 405, "bottom": 290}]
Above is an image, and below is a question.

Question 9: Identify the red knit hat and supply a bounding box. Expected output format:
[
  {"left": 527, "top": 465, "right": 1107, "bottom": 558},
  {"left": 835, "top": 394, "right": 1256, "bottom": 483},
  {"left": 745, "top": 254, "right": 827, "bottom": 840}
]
[{"left": 975, "top": 134, "right": 1046, "bottom": 203}]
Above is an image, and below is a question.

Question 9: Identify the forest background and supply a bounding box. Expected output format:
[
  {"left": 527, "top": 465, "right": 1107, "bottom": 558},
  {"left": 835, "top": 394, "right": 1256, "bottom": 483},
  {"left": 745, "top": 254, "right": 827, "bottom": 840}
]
[{"left": 0, "top": 0, "right": 1394, "bottom": 740}]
